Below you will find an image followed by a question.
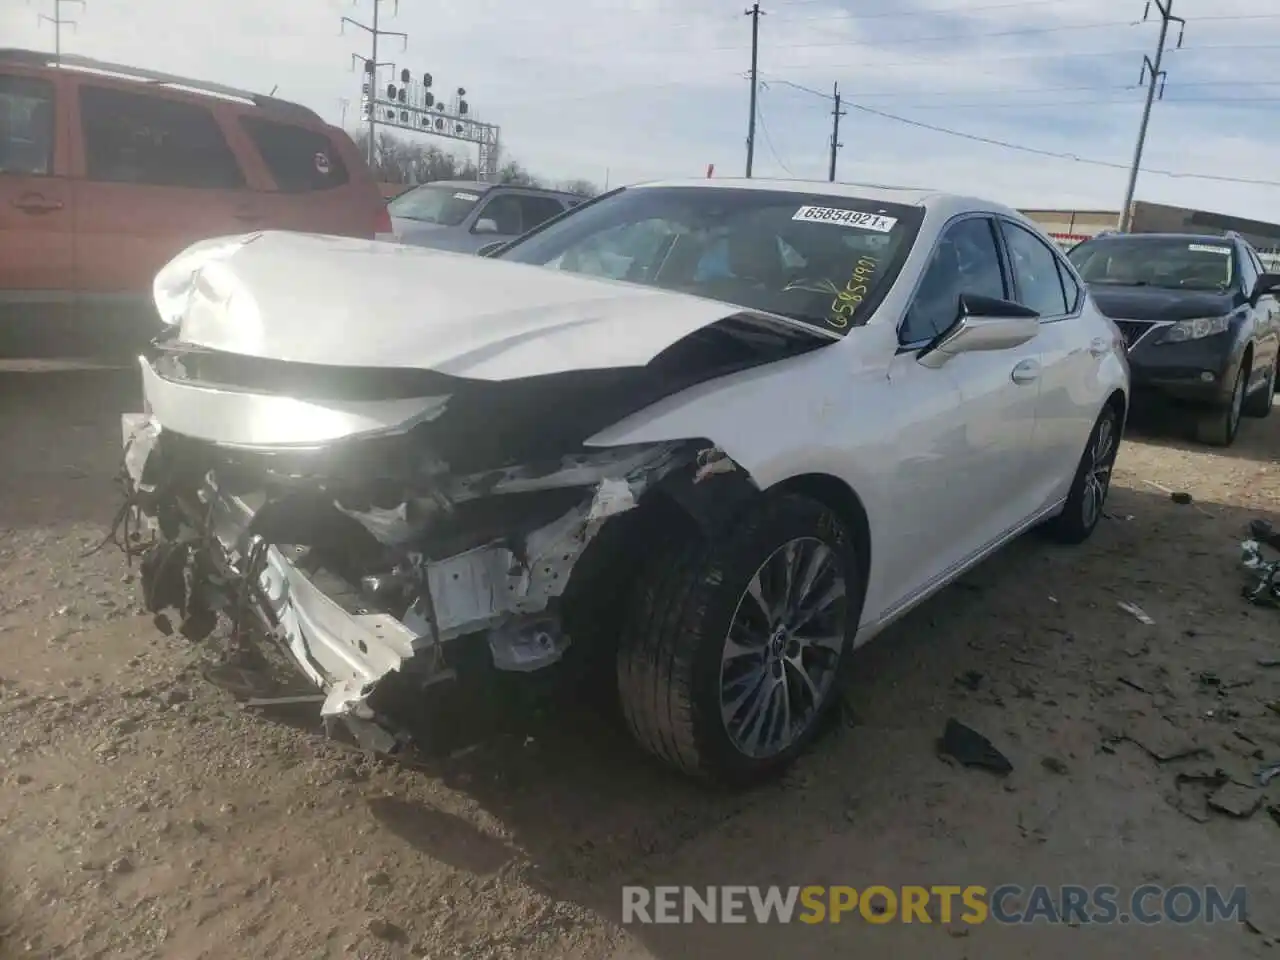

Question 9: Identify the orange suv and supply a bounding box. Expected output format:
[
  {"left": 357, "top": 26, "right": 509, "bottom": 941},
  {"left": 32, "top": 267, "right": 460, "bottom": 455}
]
[{"left": 0, "top": 49, "right": 391, "bottom": 358}]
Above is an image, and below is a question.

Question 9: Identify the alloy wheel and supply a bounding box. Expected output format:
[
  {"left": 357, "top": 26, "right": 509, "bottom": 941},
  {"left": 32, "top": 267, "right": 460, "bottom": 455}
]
[
  {"left": 718, "top": 537, "right": 848, "bottom": 760},
  {"left": 1230, "top": 368, "right": 1245, "bottom": 434},
  {"left": 1081, "top": 412, "right": 1117, "bottom": 529}
]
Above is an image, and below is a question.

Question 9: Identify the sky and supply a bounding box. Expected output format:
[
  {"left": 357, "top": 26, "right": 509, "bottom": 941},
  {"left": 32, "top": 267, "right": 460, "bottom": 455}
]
[{"left": 7, "top": 0, "right": 1280, "bottom": 219}]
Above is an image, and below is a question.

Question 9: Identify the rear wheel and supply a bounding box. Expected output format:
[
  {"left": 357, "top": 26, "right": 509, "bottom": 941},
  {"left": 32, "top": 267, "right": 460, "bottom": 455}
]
[
  {"left": 616, "top": 494, "right": 861, "bottom": 786},
  {"left": 1243, "top": 357, "right": 1276, "bottom": 419},
  {"left": 1195, "top": 364, "right": 1246, "bottom": 446},
  {"left": 1044, "top": 404, "right": 1121, "bottom": 545}
]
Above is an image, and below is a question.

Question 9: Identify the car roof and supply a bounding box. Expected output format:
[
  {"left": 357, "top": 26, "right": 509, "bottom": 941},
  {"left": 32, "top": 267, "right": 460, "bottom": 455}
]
[
  {"left": 628, "top": 177, "right": 1024, "bottom": 220},
  {"left": 402, "top": 180, "right": 583, "bottom": 199},
  {"left": 1088, "top": 231, "right": 1237, "bottom": 244},
  {"left": 0, "top": 48, "right": 323, "bottom": 125}
]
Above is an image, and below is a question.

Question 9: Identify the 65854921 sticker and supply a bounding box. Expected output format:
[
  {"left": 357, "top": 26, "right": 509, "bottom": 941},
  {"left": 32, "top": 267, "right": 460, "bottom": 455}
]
[{"left": 792, "top": 206, "right": 898, "bottom": 232}]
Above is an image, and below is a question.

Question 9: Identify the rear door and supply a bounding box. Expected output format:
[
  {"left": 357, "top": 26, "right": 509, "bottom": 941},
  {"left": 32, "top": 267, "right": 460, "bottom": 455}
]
[
  {"left": 235, "top": 115, "right": 382, "bottom": 238},
  {"left": 0, "top": 67, "right": 75, "bottom": 337},
  {"left": 71, "top": 82, "right": 253, "bottom": 329},
  {"left": 998, "top": 217, "right": 1097, "bottom": 510},
  {"left": 469, "top": 190, "right": 569, "bottom": 250}
]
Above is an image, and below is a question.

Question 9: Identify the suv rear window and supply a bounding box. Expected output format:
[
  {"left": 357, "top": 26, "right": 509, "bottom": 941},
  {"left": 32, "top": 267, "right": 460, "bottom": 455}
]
[
  {"left": 79, "top": 85, "right": 245, "bottom": 189},
  {"left": 239, "top": 116, "right": 350, "bottom": 192},
  {"left": 0, "top": 73, "right": 55, "bottom": 175}
]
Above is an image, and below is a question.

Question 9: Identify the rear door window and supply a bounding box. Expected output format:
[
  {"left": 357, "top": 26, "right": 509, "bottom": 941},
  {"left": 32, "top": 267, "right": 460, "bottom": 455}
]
[
  {"left": 79, "top": 85, "right": 244, "bottom": 189},
  {"left": 1002, "top": 221, "right": 1069, "bottom": 317},
  {"left": 475, "top": 193, "right": 525, "bottom": 235},
  {"left": 239, "top": 116, "right": 350, "bottom": 192},
  {"left": 0, "top": 73, "right": 56, "bottom": 176},
  {"left": 515, "top": 194, "right": 567, "bottom": 231}
]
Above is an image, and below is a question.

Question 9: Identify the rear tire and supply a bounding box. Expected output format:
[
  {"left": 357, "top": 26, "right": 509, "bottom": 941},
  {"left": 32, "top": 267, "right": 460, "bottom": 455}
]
[
  {"left": 1195, "top": 364, "right": 1246, "bottom": 446},
  {"left": 1044, "top": 404, "right": 1121, "bottom": 545},
  {"left": 616, "top": 493, "right": 862, "bottom": 786},
  {"left": 1243, "top": 358, "right": 1276, "bottom": 419}
]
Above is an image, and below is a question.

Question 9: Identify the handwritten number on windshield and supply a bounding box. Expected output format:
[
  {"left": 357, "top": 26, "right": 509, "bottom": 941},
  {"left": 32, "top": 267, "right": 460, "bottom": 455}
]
[{"left": 828, "top": 256, "right": 878, "bottom": 329}]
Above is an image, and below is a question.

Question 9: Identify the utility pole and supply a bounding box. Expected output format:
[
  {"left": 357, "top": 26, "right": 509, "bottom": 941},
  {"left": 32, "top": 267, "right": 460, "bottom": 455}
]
[
  {"left": 37, "top": 0, "right": 85, "bottom": 66},
  {"left": 828, "top": 82, "right": 845, "bottom": 182},
  {"left": 744, "top": 2, "right": 763, "bottom": 178},
  {"left": 342, "top": 0, "right": 408, "bottom": 168},
  {"left": 1119, "top": 0, "right": 1184, "bottom": 231}
]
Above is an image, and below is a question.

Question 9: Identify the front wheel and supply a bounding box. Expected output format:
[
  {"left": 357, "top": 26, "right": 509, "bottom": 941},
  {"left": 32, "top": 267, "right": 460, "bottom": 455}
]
[
  {"left": 1243, "top": 358, "right": 1276, "bottom": 419},
  {"left": 616, "top": 494, "right": 862, "bottom": 786},
  {"left": 1195, "top": 364, "right": 1246, "bottom": 446},
  {"left": 1044, "top": 403, "right": 1121, "bottom": 545}
]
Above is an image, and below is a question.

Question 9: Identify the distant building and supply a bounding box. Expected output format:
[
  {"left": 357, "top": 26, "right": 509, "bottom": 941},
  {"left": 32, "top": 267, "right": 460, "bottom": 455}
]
[{"left": 1021, "top": 201, "right": 1280, "bottom": 269}]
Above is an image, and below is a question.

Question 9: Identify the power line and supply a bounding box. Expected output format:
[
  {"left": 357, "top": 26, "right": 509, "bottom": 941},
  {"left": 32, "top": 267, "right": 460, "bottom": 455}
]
[
  {"left": 341, "top": 0, "right": 408, "bottom": 167},
  {"left": 835, "top": 99, "right": 1280, "bottom": 187},
  {"left": 756, "top": 101, "right": 795, "bottom": 177}
]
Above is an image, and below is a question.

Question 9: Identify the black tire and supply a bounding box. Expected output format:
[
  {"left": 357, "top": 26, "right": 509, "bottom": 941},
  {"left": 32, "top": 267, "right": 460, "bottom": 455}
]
[
  {"left": 1044, "top": 403, "right": 1121, "bottom": 545},
  {"left": 616, "top": 493, "right": 863, "bottom": 786},
  {"left": 1243, "top": 357, "right": 1276, "bottom": 418},
  {"left": 1194, "top": 363, "right": 1246, "bottom": 446}
]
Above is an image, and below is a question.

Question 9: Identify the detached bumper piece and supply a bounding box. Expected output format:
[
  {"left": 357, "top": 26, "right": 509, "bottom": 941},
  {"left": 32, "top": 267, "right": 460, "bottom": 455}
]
[
  {"left": 118, "top": 371, "right": 699, "bottom": 753},
  {"left": 1242, "top": 519, "right": 1280, "bottom": 608}
]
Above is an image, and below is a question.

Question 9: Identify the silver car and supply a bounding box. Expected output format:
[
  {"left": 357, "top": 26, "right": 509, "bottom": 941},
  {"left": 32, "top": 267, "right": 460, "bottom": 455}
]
[{"left": 387, "top": 180, "right": 583, "bottom": 253}]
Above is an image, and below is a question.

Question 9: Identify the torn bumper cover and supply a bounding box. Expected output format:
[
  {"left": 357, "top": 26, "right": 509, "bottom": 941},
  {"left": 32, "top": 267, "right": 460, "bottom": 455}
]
[{"left": 119, "top": 364, "right": 729, "bottom": 752}]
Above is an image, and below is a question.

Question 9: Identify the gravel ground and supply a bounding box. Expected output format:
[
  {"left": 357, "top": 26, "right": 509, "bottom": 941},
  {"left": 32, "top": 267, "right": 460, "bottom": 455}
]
[{"left": 1, "top": 368, "right": 1279, "bottom": 960}]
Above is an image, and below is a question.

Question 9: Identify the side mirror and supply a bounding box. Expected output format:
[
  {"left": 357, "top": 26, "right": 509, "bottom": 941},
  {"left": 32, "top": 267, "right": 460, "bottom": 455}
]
[
  {"left": 918, "top": 293, "right": 1040, "bottom": 369},
  {"left": 476, "top": 240, "right": 505, "bottom": 258},
  {"left": 473, "top": 218, "right": 499, "bottom": 235},
  {"left": 1251, "top": 272, "right": 1280, "bottom": 305}
]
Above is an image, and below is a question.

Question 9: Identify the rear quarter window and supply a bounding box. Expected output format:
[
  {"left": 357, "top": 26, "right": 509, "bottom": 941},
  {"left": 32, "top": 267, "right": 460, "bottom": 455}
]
[{"left": 239, "top": 116, "right": 350, "bottom": 192}]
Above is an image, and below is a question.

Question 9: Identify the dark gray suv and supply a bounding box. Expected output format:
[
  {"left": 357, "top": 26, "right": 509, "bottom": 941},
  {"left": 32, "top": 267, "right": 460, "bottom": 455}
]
[{"left": 387, "top": 180, "right": 583, "bottom": 254}]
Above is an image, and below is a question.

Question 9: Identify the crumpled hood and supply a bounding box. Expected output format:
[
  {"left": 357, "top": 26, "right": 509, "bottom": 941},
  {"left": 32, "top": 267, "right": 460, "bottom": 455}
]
[{"left": 153, "top": 231, "right": 822, "bottom": 381}]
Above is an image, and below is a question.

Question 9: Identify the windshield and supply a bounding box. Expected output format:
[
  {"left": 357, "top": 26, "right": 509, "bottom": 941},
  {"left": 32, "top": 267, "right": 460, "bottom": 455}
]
[
  {"left": 494, "top": 186, "right": 924, "bottom": 335},
  {"left": 1068, "top": 236, "right": 1236, "bottom": 292},
  {"left": 387, "top": 184, "right": 485, "bottom": 225}
]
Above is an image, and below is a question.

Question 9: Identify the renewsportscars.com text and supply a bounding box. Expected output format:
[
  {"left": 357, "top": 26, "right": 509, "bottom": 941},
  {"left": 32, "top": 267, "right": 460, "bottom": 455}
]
[{"left": 621, "top": 884, "right": 1247, "bottom": 926}]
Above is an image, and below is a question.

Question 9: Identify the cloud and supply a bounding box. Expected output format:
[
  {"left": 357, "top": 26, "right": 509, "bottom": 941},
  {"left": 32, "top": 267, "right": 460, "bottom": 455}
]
[{"left": 6, "top": 0, "right": 1280, "bottom": 218}]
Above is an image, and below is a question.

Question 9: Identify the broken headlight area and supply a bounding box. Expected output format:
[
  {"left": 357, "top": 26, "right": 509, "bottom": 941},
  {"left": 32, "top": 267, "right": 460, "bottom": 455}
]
[{"left": 115, "top": 416, "right": 725, "bottom": 751}]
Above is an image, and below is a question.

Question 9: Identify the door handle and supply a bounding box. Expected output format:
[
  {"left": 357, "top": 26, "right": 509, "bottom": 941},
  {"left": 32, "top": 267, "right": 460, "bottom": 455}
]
[
  {"left": 11, "top": 193, "right": 64, "bottom": 213},
  {"left": 1088, "top": 337, "right": 1108, "bottom": 357},
  {"left": 1011, "top": 358, "right": 1041, "bottom": 385}
]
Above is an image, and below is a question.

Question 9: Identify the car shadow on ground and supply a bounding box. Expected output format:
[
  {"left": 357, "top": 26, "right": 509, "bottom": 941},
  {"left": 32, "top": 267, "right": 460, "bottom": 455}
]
[
  {"left": 1124, "top": 392, "right": 1278, "bottom": 464},
  {"left": 348, "top": 483, "right": 1280, "bottom": 957}
]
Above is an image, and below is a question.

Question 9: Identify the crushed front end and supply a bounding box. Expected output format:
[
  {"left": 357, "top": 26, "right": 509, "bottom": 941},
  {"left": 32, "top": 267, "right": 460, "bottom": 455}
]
[{"left": 116, "top": 344, "right": 733, "bottom": 753}]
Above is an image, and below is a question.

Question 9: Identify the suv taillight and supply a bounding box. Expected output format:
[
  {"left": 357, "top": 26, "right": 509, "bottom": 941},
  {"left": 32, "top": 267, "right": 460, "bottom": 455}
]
[{"left": 373, "top": 204, "right": 393, "bottom": 237}]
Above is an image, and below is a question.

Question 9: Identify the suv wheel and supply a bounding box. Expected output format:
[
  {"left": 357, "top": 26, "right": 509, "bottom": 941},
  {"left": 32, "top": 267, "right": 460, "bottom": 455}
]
[
  {"left": 1243, "top": 358, "right": 1276, "bottom": 419},
  {"left": 1195, "top": 365, "right": 1246, "bottom": 446}
]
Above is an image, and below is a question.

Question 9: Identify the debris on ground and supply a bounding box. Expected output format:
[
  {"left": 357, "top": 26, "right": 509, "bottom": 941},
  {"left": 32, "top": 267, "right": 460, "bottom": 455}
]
[
  {"left": 1207, "top": 782, "right": 1265, "bottom": 819},
  {"left": 1124, "top": 719, "right": 1211, "bottom": 764},
  {"left": 1256, "top": 762, "right": 1280, "bottom": 788},
  {"left": 938, "top": 719, "right": 1013, "bottom": 775},
  {"left": 1041, "top": 756, "right": 1069, "bottom": 775},
  {"left": 1117, "top": 601, "right": 1155, "bottom": 625},
  {"left": 1118, "top": 676, "right": 1150, "bottom": 694},
  {"left": 954, "top": 670, "right": 984, "bottom": 691},
  {"left": 1241, "top": 538, "right": 1280, "bottom": 607},
  {"left": 1170, "top": 492, "right": 1193, "bottom": 505}
]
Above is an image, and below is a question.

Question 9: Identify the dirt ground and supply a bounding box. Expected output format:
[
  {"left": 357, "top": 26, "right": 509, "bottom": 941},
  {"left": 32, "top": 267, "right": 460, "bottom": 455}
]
[{"left": 1, "top": 367, "right": 1279, "bottom": 960}]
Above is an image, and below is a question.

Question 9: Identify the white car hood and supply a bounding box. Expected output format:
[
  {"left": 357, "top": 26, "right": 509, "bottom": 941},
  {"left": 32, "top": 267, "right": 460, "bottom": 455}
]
[{"left": 153, "top": 231, "right": 825, "bottom": 381}]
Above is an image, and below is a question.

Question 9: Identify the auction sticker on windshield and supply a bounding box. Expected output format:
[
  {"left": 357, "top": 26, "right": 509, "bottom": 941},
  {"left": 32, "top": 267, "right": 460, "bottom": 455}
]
[
  {"left": 792, "top": 206, "right": 898, "bottom": 232},
  {"left": 1188, "top": 244, "right": 1230, "bottom": 255},
  {"left": 455, "top": 192, "right": 480, "bottom": 202}
]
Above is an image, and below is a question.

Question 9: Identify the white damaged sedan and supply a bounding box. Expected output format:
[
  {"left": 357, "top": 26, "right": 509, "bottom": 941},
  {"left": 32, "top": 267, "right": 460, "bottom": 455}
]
[{"left": 117, "top": 179, "right": 1129, "bottom": 785}]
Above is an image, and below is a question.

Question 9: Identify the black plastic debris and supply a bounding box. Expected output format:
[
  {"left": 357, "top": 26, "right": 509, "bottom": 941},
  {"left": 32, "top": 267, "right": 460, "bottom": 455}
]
[
  {"left": 1170, "top": 492, "right": 1193, "bottom": 505},
  {"left": 955, "top": 670, "right": 984, "bottom": 691},
  {"left": 938, "top": 719, "right": 1013, "bottom": 775},
  {"left": 1249, "top": 519, "right": 1280, "bottom": 551}
]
